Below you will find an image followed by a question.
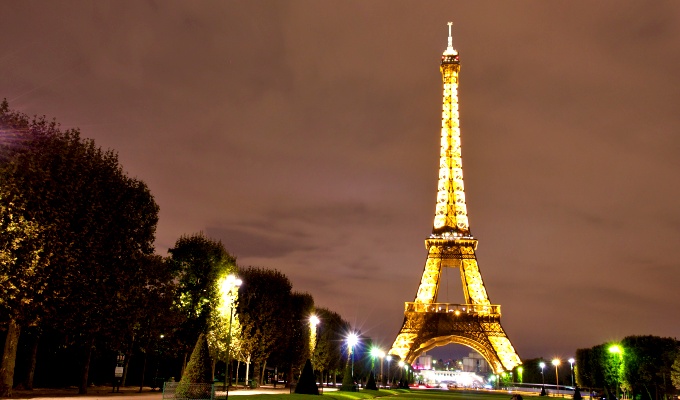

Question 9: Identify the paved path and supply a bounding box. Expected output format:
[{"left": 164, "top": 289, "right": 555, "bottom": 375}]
[{"left": 9, "top": 385, "right": 302, "bottom": 400}]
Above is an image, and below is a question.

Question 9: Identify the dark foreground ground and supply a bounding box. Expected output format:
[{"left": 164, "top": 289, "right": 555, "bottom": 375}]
[
  {"left": 7, "top": 385, "right": 294, "bottom": 400},
  {"left": 7, "top": 385, "right": 541, "bottom": 400}
]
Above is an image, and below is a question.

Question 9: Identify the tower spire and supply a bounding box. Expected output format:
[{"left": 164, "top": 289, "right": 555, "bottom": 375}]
[{"left": 433, "top": 22, "right": 467, "bottom": 237}]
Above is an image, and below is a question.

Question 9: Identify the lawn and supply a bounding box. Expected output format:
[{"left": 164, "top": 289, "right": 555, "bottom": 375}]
[{"left": 231, "top": 388, "right": 530, "bottom": 400}]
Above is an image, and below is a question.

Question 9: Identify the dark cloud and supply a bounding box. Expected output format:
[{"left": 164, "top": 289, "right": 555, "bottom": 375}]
[
  {"left": 205, "top": 224, "right": 316, "bottom": 259},
  {"left": 2, "top": 0, "right": 680, "bottom": 360}
]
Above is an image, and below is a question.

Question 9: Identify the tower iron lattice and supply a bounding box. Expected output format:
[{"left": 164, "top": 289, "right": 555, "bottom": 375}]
[{"left": 388, "top": 23, "right": 521, "bottom": 373}]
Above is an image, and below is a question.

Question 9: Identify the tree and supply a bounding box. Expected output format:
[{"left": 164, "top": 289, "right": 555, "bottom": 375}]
[
  {"left": 0, "top": 187, "right": 45, "bottom": 396},
  {"left": 236, "top": 267, "right": 292, "bottom": 385},
  {"left": 577, "top": 336, "right": 680, "bottom": 400},
  {"left": 313, "top": 308, "right": 350, "bottom": 385},
  {"left": 268, "top": 292, "right": 314, "bottom": 386},
  {"left": 120, "top": 255, "right": 181, "bottom": 391},
  {"left": 575, "top": 349, "right": 595, "bottom": 389},
  {"left": 620, "top": 336, "right": 678, "bottom": 400},
  {"left": 168, "top": 233, "right": 237, "bottom": 376},
  {"left": 671, "top": 353, "right": 680, "bottom": 390},
  {"left": 0, "top": 102, "right": 59, "bottom": 397},
  {"left": 208, "top": 273, "right": 242, "bottom": 386},
  {"left": 0, "top": 100, "right": 160, "bottom": 395}
]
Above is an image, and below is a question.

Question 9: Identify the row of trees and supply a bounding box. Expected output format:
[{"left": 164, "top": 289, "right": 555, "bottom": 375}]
[
  {"left": 0, "top": 101, "right": 367, "bottom": 396},
  {"left": 0, "top": 100, "right": 161, "bottom": 396},
  {"left": 575, "top": 335, "right": 680, "bottom": 400},
  {"left": 503, "top": 337, "right": 680, "bottom": 400},
  {"left": 165, "top": 235, "right": 355, "bottom": 388}
]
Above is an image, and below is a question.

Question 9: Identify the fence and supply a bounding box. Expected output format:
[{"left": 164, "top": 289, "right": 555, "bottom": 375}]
[{"left": 162, "top": 382, "right": 215, "bottom": 400}]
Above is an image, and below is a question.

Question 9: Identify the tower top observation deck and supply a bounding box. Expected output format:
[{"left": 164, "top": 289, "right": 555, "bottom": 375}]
[{"left": 441, "top": 22, "right": 460, "bottom": 64}]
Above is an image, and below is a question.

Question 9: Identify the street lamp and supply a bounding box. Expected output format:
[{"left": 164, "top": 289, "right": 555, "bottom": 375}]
[
  {"left": 309, "top": 314, "right": 320, "bottom": 386},
  {"left": 220, "top": 274, "right": 242, "bottom": 395},
  {"left": 309, "top": 315, "right": 320, "bottom": 362},
  {"left": 539, "top": 361, "right": 546, "bottom": 396},
  {"left": 386, "top": 355, "right": 392, "bottom": 385},
  {"left": 347, "top": 333, "right": 358, "bottom": 378},
  {"left": 552, "top": 359, "right": 560, "bottom": 395},
  {"left": 378, "top": 350, "right": 385, "bottom": 386},
  {"left": 398, "top": 361, "right": 405, "bottom": 379},
  {"left": 568, "top": 358, "right": 575, "bottom": 387},
  {"left": 609, "top": 345, "right": 623, "bottom": 400},
  {"left": 370, "top": 347, "right": 380, "bottom": 377}
]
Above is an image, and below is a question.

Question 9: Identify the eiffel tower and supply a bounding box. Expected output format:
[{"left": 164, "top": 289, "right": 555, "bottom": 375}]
[{"left": 389, "top": 23, "right": 521, "bottom": 373}]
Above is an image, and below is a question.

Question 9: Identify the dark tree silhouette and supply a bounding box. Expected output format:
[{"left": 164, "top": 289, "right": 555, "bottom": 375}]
[{"left": 0, "top": 100, "right": 159, "bottom": 396}]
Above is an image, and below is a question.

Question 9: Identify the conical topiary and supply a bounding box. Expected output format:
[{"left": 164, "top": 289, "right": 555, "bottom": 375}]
[
  {"left": 180, "top": 334, "right": 212, "bottom": 383},
  {"left": 573, "top": 386, "right": 582, "bottom": 400},
  {"left": 340, "top": 361, "right": 354, "bottom": 391},
  {"left": 365, "top": 371, "right": 377, "bottom": 390},
  {"left": 295, "top": 359, "right": 319, "bottom": 395},
  {"left": 177, "top": 334, "right": 212, "bottom": 399}
]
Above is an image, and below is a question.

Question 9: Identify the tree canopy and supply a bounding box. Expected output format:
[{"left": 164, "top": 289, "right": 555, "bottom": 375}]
[
  {"left": 576, "top": 336, "right": 679, "bottom": 400},
  {"left": 0, "top": 100, "right": 159, "bottom": 395},
  {"left": 236, "top": 267, "right": 292, "bottom": 384},
  {"left": 0, "top": 100, "right": 359, "bottom": 393}
]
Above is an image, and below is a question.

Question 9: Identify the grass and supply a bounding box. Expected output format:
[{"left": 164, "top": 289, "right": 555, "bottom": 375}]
[{"left": 233, "top": 388, "right": 533, "bottom": 400}]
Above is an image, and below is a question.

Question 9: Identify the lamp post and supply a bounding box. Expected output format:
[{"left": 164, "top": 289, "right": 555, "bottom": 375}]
[
  {"left": 309, "top": 314, "right": 320, "bottom": 385},
  {"left": 347, "top": 333, "right": 358, "bottom": 378},
  {"left": 379, "top": 350, "right": 385, "bottom": 386},
  {"left": 552, "top": 359, "right": 560, "bottom": 395},
  {"left": 221, "top": 274, "right": 242, "bottom": 396},
  {"left": 609, "top": 345, "right": 623, "bottom": 400},
  {"left": 539, "top": 362, "right": 545, "bottom": 386},
  {"left": 309, "top": 315, "right": 320, "bottom": 362},
  {"left": 369, "top": 347, "right": 380, "bottom": 378},
  {"left": 568, "top": 358, "right": 574, "bottom": 388},
  {"left": 398, "top": 361, "right": 404, "bottom": 380},
  {"left": 386, "top": 355, "right": 392, "bottom": 386}
]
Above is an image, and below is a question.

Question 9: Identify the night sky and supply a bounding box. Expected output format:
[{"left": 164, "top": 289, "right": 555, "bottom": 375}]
[{"left": 2, "top": 1, "right": 680, "bottom": 361}]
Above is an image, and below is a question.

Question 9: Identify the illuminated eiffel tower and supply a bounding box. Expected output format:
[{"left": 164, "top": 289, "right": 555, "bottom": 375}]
[{"left": 389, "top": 23, "right": 521, "bottom": 373}]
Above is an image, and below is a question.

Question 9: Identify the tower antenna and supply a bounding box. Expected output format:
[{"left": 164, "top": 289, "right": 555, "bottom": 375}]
[
  {"left": 447, "top": 22, "right": 453, "bottom": 49},
  {"left": 444, "top": 22, "right": 456, "bottom": 55}
]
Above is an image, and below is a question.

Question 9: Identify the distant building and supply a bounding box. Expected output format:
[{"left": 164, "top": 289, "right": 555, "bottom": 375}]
[
  {"left": 462, "top": 352, "right": 490, "bottom": 373},
  {"left": 414, "top": 353, "right": 432, "bottom": 370}
]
